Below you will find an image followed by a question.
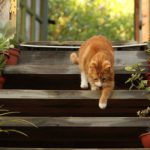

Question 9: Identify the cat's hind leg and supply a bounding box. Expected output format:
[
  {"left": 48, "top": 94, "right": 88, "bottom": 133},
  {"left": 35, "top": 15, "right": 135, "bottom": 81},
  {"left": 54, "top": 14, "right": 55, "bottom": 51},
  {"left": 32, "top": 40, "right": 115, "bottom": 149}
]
[{"left": 80, "top": 72, "right": 88, "bottom": 89}]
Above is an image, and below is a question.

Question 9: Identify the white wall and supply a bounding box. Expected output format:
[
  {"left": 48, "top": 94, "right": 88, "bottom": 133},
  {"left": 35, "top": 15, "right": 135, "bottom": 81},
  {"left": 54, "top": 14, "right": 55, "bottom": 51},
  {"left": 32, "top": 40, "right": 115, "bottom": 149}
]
[{"left": 0, "top": 0, "right": 11, "bottom": 28}]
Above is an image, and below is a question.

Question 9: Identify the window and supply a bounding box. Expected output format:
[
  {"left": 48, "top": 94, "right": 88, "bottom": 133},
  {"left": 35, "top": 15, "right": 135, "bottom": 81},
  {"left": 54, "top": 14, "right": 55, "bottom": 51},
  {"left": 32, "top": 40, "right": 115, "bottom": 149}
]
[{"left": 17, "top": 0, "right": 48, "bottom": 41}]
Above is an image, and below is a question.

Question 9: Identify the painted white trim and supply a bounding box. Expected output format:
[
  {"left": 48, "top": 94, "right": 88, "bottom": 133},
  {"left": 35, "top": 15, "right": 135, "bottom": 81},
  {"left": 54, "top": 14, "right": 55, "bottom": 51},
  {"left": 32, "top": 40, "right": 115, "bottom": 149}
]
[{"left": 20, "top": 43, "right": 147, "bottom": 49}]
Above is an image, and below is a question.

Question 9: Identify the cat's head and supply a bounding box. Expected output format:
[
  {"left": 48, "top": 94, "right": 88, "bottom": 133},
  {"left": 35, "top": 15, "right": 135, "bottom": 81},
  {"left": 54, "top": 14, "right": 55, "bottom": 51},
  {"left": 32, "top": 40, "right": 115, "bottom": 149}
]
[{"left": 88, "top": 59, "right": 113, "bottom": 87}]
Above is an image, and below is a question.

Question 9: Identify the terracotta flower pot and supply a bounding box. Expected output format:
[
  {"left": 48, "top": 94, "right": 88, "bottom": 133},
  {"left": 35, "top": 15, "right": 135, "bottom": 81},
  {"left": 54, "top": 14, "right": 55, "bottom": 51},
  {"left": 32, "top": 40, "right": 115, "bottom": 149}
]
[
  {"left": 0, "top": 76, "right": 5, "bottom": 89},
  {"left": 147, "top": 59, "right": 150, "bottom": 69},
  {"left": 139, "top": 132, "right": 150, "bottom": 148},
  {"left": 6, "top": 48, "right": 20, "bottom": 65}
]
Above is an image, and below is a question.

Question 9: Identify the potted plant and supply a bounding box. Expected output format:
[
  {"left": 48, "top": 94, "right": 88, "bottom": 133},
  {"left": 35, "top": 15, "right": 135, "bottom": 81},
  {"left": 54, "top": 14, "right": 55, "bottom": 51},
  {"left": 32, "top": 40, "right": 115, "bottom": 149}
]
[
  {"left": 0, "top": 32, "right": 10, "bottom": 88},
  {"left": 7, "top": 33, "right": 20, "bottom": 65},
  {"left": 0, "top": 53, "right": 6, "bottom": 89},
  {"left": 0, "top": 22, "right": 20, "bottom": 88},
  {"left": 137, "top": 107, "right": 150, "bottom": 148},
  {"left": 125, "top": 41, "right": 150, "bottom": 148},
  {"left": 0, "top": 33, "right": 10, "bottom": 89},
  {"left": 0, "top": 22, "right": 20, "bottom": 66}
]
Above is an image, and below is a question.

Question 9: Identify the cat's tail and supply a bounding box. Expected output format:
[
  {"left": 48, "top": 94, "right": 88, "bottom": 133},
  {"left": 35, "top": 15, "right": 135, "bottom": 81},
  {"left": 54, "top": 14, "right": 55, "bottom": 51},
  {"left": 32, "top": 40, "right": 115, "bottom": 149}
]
[{"left": 70, "top": 52, "right": 79, "bottom": 65}]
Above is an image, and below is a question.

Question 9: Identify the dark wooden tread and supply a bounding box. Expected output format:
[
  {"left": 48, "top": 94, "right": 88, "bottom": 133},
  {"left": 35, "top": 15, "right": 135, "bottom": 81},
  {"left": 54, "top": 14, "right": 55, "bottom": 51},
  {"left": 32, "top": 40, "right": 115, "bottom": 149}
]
[
  {"left": 0, "top": 148, "right": 149, "bottom": 150},
  {"left": 0, "top": 117, "right": 147, "bottom": 148},
  {"left": 0, "top": 89, "right": 147, "bottom": 99},
  {"left": 1, "top": 117, "right": 149, "bottom": 127},
  {"left": 4, "top": 50, "right": 149, "bottom": 75},
  {"left": 4, "top": 64, "right": 148, "bottom": 75},
  {"left": 0, "top": 90, "right": 149, "bottom": 117}
]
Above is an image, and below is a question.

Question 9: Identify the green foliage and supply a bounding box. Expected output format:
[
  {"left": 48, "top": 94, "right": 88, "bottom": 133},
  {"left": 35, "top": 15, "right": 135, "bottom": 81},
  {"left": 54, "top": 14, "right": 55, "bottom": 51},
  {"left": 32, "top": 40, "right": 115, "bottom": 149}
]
[
  {"left": 0, "top": 21, "right": 16, "bottom": 75},
  {"left": 137, "top": 107, "right": 150, "bottom": 117},
  {"left": 125, "top": 63, "right": 147, "bottom": 90},
  {"left": 0, "top": 105, "right": 38, "bottom": 136},
  {"left": 48, "top": 0, "right": 134, "bottom": 41},
  {"left": 0, "top": 54, "right": 6, "bottom": 76},
  {"left": 0, "top": 22, "right": 15, "bottom": 51},
  {"left": 125, "top": 42, "right": 150, "bottom": 117},
  {"left": 0, "top": 33, "right": 14, "bottom": 51},
  {"left": 145, "top": 41, "right": 150, "bottom": 55}
]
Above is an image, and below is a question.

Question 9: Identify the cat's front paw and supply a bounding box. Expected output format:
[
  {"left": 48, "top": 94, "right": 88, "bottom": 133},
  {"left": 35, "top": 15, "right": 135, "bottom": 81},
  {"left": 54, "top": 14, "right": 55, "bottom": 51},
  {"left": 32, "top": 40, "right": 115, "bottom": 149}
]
[
  {"left": 80, "top": 82, "right": 88, "bottom": 89},
  {"left": 99, "top": 102, "right": 107, "bottom": 109}
]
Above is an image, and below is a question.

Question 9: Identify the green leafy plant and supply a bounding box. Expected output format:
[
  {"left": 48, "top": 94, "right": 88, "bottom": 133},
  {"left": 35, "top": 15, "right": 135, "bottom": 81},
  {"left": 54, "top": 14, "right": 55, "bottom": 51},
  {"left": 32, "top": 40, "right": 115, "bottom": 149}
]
[
  {"left": 0, "top": 21, "right": 15, "bottom": 52},
  {"left": 125, "top": 41, "right": 150, "bottom": 117},
  {"left": 125, "top": 63, "right": 147, "bottom": 90},
  {"left": 0, "top": 105, "right": 37, "bottom": 136},
  {"left": 0, "top": 21, "right": 16, "bottom": 75},
  {"left": 137, "top": 107, "right": 150, "bottom": 117},
  {"left": 0, "top": 54, "right": 7, "bottom": 76},
  {"left": 48, "top": 0, "right": 134, "bottom": 41}
]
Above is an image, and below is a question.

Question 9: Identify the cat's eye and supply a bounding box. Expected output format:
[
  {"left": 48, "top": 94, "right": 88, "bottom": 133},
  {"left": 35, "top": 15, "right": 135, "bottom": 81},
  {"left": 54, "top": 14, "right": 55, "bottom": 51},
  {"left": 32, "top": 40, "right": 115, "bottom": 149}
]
[
  {"left": 94, "top": 78, "right": 98, "bottom": 81},
  {"left": 94, "top": 78, "right": 99, "bottom": 81},
  {"left": 102, "top": 77, "right": 107, "bottom": 81}
]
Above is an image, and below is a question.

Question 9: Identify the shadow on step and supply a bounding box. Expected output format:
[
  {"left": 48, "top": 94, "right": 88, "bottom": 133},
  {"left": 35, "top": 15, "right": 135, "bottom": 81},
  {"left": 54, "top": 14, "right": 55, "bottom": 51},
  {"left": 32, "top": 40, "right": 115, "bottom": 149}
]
[{"left": 4, "top": 74, "right": 130, "bottom": 90}]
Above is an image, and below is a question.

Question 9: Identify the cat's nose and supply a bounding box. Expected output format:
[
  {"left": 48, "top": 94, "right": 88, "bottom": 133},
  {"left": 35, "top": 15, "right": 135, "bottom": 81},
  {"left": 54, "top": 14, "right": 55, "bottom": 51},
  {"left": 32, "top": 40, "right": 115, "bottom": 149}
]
[{"left": 95, "top": 80, "right": 102, "bottom": 87}]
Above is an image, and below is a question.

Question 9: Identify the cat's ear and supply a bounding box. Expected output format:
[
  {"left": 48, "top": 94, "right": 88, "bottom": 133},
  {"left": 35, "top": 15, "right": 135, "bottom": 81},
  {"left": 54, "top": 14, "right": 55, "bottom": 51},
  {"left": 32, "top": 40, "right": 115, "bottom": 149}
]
[
  {"left": 90, "top": 61, "right": 98, "bottom": 69},
  {"left": 103, "top": 61, "right": 111, "bottom": 73},
  {"left": 88, "top": 61, "right": 97, "bottom": 73}
]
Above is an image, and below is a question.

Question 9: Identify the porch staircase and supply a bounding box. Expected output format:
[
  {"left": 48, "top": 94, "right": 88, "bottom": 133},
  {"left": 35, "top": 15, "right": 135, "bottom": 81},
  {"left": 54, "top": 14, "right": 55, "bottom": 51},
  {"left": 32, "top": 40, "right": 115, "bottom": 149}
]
[{"left": 0, "top": 43, "right": 149, "bottom": 150}]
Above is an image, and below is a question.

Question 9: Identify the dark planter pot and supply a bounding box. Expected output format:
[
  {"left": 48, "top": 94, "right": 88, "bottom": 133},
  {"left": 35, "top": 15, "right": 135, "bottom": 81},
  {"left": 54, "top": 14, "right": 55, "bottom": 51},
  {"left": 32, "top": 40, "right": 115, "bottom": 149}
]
[
  {"left": 6, "top": 48, "right": 20, "bottom": 65},
  {"left": 139, "top": 132, "right": 150, "bottom": 148},
  {"left": 0, "top": 76, "right": 5, "bottom": 89}
]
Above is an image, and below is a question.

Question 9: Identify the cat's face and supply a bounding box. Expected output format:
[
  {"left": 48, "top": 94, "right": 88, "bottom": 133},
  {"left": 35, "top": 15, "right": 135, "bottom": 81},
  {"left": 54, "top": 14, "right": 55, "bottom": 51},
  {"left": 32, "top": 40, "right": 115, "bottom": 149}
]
[{"left": 88, "top": 60, "right": 113, "bottom": 87}]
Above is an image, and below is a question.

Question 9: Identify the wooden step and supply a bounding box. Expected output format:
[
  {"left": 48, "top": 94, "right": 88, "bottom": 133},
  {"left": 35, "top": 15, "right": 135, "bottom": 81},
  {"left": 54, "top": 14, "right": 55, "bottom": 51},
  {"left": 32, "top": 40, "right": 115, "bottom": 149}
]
[
  {"left": 0, "top": 90, "right": 149, "bottom": 117},
  {"left": 0, "top": 116, "right": 148, "bottom": 148},
  {"left": 4, "top": 50, "right": 149, "bottom": 75},
  {"left": 1, "top": 117, "right": 149, "bottom": 127},
  {"left": 0, "top": 148, "right": 148, "bottom": 150},
  {"left": 3, "top": 50, "right": 148, "bottom": 89}
]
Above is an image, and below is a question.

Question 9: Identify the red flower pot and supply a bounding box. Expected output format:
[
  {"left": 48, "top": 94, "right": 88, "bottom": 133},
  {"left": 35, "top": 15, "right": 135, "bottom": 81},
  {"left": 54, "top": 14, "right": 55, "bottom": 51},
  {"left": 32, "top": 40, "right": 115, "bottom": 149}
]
[
  {"left": 6, "top": 48, "right": 20, "bottom": 65},
  {"left": 147, "top": 59, "right": 150, "bottom": 69},
  {"left": 0, "top": 76, "right": 5, "bottom": 89},
  {"left": 139, "top": 132, "right": 150, "bottom": 148}
]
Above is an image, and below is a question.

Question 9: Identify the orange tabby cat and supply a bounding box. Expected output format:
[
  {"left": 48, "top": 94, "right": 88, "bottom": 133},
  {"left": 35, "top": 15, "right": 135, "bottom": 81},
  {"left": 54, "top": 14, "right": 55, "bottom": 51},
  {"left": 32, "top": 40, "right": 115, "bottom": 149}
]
[{"left": 70, "top": 35, "right": 114, "bottom": 109}]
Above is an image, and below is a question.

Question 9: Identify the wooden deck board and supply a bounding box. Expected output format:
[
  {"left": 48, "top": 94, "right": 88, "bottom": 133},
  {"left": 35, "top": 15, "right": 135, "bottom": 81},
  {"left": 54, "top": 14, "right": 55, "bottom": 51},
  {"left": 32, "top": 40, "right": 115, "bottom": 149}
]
[
  {"left": 4, "top": 50, "right": 149, "bottom": 74},
  {"left": 0, "top": 90, "right": 148, "bottom": 100},
  {"left": 0, "top": 90, "right": 148, "bottom": 117},
  {"left": 0, "top": 117, "right": 149, "bottom": 127},
  {"left": 0, "top": 148, "right": 148, "bottom": 150},
  {"left": 18, "top": 51, "right": 148, "bottom": 65}
]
